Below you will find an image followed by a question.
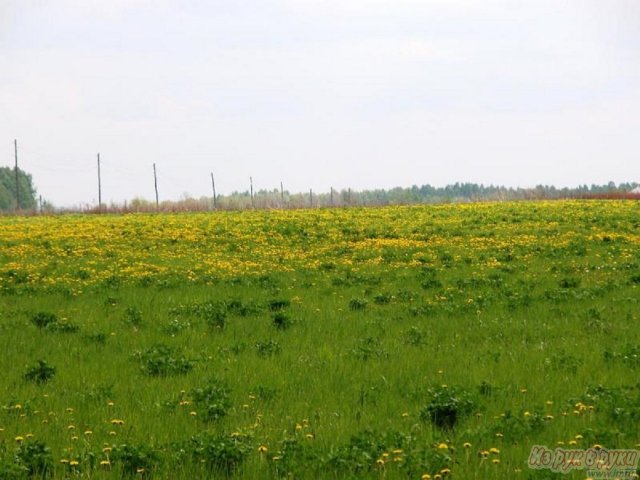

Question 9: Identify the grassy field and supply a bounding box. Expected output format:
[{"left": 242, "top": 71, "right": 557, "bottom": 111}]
[{"left": 1, "top": 200, "right": 639, "bottom": 479}]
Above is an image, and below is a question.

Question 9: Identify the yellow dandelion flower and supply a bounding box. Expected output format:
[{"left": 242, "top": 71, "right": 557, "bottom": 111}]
[
  {"left": 421, "top": 475, "right": 432, "bottom": 480},
  {"left": 15, "top": 436, "right": 24, "bottom": 443},
  {"left": 489, "top": 448, "right": 500, "bottom": 454},
  {"left": 258, "top": 445, "right": 268, "bottom": 453},
  {"left": 463, "top": 442, "right": 472, "bottom": 449},
  {"left": 438, "top": 443, "right": 448, "bottom": 449},
  {"left": 492, "top": 458, "right": 500, "bottom": 464},
  {"left": 69, "top": 460, "right": 79, "bottom": 466},
  {"left": 100, "top": 460, "right": 111, "bottom": 467}
]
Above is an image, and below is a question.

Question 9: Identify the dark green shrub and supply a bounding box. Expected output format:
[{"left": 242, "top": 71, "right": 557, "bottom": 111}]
[
  {"left": 24, "top": 360, "right": 56, "bottom": 384},
  {"left": 190, "top": 379, "right": 231, "bottom": 422},
  {"left": 420, "top": 385, "right": 476, "bottom": 430},
  {"left": 111, "top": 443, "right": 159, "bottom": 476},
  {"left": 30, "top": 312, "right": 57, "bottom": 329},
  {"left": 137, "top": 344, "right": 194, "bottom": 376},
  {"left": 188, "top": 432, "right": 251, "bottom": 474},
  {"left": 15, "top": 440, "right": 53, "bottom": 477}
]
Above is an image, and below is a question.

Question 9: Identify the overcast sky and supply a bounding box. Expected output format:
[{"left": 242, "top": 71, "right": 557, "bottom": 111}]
[{"left": 1, "top": 0, "right": 639, "bottom": 207}]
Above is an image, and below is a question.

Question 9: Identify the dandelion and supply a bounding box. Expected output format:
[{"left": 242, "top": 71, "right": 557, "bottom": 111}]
[
  {"left": 110, "top": 419, "right": 124, "bottom": 425},
  {"left": 376, "top": 458, "right": 385, "bottom": 466},
  {"left": 305, "top": 433, "right": 314, "bottom": 439},
  {"left": 463, "top": 442, "right": 472, "bottom": 449},
  {"left": 258, "top": 445, "right": 268, "bottom": 453},
  {"left": 189, "top": 411, "right": 197, "bottom": 416},
  {"left": 440, "top": 467, "right": 451, "bottom": 475},
  {"left": 69, "top": 460, "right": 79, "bottom": 466},
  {"left": 421, "top": 475, "right": 432, "bottom": 480},
  {"left": 136, "top": 468, "right": 145, "bottom": 474},
  {"left": 492, "top": 458, "right": 500, "bottom": 464},
  {"left": 25, "top": 433, "right": 34, "bottom": 439},
  {"left": 15, "top": 436, "right": 24, "bottom": 443},
  {"left": 100, "top": 460, "right": 111, "bottom": 467},
  {"left": 60, "top": 459, "right": 69, "bottom": 464},
  {"left": 438, "top": 443, "right": 448, "bottom": 449},
  {"left": 489, "top": 448, "right": 500, "bottom": 454}
]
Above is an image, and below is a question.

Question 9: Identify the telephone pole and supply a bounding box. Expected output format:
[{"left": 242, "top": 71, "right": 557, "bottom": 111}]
[
  {"left": 14, "top": 139, "right": 20, "bottom": 210},
  {"left": 280, "top": 181, "right": 284, "bottom": 207},
  {"left": 153, "top": 163, "right": 159, "bottom": 209},
  {"left": 250, "top": 176, "right": 254, "bottom": 208},
  {"left": 97, "top": 153, "right": 102, "bottom": 209},
  {"left": 210, "top": 172, "right": 217, "bottom": 210}
]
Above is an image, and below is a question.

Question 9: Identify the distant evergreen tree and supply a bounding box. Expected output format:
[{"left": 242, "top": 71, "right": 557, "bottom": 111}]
[{"left": 0, "top": 167, "right": 37, "bottom": 210}]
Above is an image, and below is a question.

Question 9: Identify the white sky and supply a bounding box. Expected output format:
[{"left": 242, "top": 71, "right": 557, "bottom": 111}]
[{"left": 1, "top": 0, "right": 639, "bottom": 206}]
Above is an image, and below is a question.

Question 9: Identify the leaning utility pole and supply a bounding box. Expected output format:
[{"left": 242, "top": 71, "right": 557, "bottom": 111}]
[
  {"left": 153, "top": 163, "right": 159, "bottom": 209},
  {"left": 14, "top": 139, "right": 20, "bottom": 210},
  {"left": 210, "top": 172, "right": 217, "bottom": 210},
  {"left": 97, "top": 153, "right": 102, "bottom": 209}
]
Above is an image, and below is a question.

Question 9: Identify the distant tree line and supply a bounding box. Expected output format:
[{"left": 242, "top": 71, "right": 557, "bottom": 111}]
[
  {"left": 0, "top": 167, "right": 37, "bottom": 211},
  {"left": 103, "top": 181, "right": 639, "bottom": 213},
  {"left": 3, "top": 171, "right": 638, "bottom": 213}
]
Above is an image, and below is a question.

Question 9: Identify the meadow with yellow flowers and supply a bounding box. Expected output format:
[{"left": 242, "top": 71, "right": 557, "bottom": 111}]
[{"left": 1, "top": 200, "right": 639, "bottom": 479}]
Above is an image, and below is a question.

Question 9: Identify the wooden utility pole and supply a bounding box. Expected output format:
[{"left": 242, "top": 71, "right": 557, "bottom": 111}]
[
  {"left": 309, "top": 188, "right": 313, "bottom": 207},
  {"left": 153, "top": 163, "right": 159, "bottom": 209},
  {"left": 39, "top": 195, "right": 42, "bottom": 213},
  {"left": 330, "top": 186, "right": 334, "bottom": 206},
  {"left": 250, "top": 176, "right": 254, "bottom": 208},
  {"left": 14, "top": 139, "right": 19, "bottom": 210},
  {"left": 97, "top": 153, "right": 102, "bottom": 209},
  {"left": 280, "top": 181, "right": 284, "bottom": 207},
  {"left": 210, "top": 172, "right": 217, "bottom": 210}
]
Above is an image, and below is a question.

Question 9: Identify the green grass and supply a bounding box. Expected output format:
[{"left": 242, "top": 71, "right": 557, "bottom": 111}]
[{"left": 1, "top": 201, "right": 639, "bottom": 479}]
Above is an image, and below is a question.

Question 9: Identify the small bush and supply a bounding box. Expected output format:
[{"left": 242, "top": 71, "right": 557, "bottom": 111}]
[
  {"left": 420, "top": 385, "right": 476, "bottom": 430},
  {"left": 137, "top": 344, "right": 194, "bottom": 376},
  {"left": 111, "top": 443, "right": 159, "bottom": 476},
  {"left": 24, "top": 360, "right": 56, "bottom": 384},
  {"left": 273, "top": 313, "right": 293, "bottom": 330},
  {"left": 348, "top": 298, "right": 368, "bottom": 311},
  {"left": 255, "top": 340, "right": 281, "bottom": 358},
  {"left": 124, "top": 306, "right": 143, "bottom": 327},
  {"left": 30, "top": 312, "right": 57, "bottom": 329},
  {"left": 190, "top": 379, "right": 232, "bottom": 422},
  {"left": 188, "top": 432, "right": 251, "bottom": 474},
  {"left": 268, "top": 299, "right": 291, "bottom": 311},
  {"left": 15, "top": 440, "right": 53, "bottom": 477}
]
